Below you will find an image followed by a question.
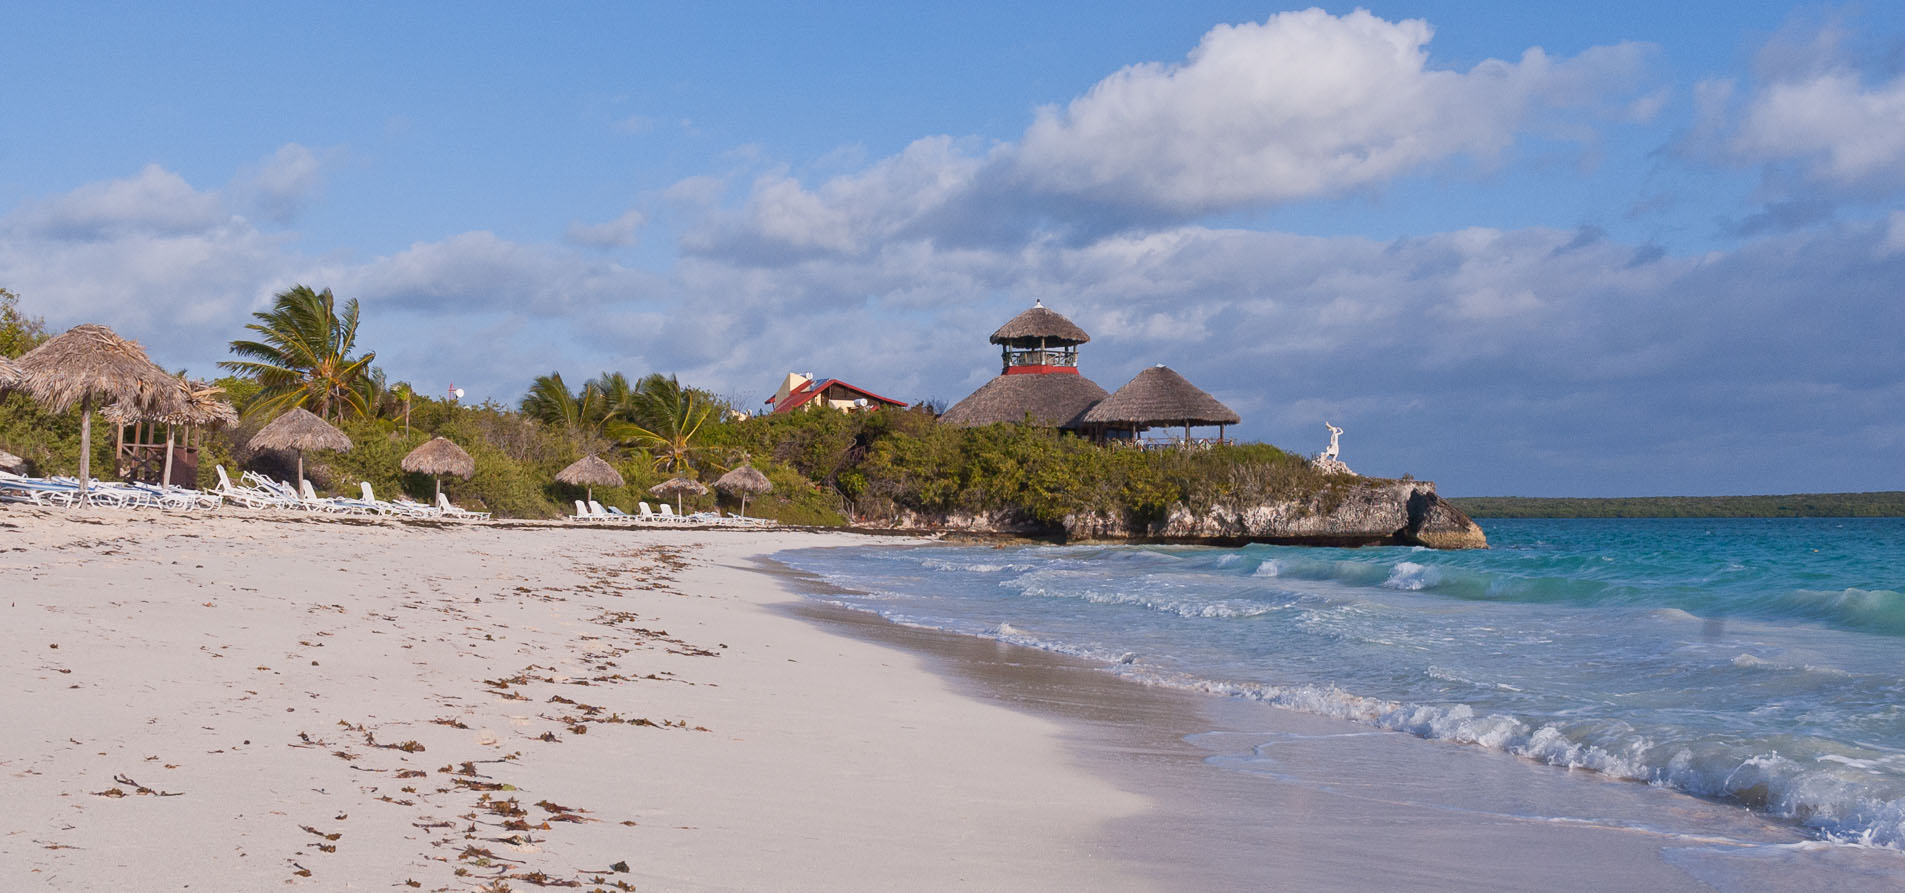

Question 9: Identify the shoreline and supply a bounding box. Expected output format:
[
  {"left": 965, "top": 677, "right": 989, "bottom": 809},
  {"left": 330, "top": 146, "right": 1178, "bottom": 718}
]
[
  {"left": 7, "top": 508, "right": 1903, "bottom": 890},
  {"left": 760, "top": 547, "right": 1905, "bottom": 891}
]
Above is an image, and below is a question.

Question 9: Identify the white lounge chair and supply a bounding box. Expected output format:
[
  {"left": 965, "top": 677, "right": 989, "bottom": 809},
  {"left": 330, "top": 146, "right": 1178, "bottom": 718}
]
[
  {"left": 572, "top": 499, "right": 592, "bottom": 522},
  {"left": 436, "top": 492, "right": 489, "bottom": 521},
  {"left": 215, "top": 466, "right": 297, "bottom": 510}
]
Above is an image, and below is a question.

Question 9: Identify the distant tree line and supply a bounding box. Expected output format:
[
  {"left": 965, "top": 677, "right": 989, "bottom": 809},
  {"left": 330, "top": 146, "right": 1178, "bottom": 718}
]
[{"left": 1451, "top": 493, "right": 1905, "bottom": 518}]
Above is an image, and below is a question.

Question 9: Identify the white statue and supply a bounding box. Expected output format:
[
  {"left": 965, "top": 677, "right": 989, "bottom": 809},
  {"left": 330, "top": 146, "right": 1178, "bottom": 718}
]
[{"left": 1323, "top": 422, "right": 1343, "bottom": 461}]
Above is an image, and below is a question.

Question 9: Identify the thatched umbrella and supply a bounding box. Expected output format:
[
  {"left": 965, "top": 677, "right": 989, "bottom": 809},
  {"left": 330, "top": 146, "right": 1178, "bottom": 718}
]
[
  {"left": 14, "top": 324, "right": 182, "bottom": 496},
  {"left": 402, "top": 436, "right": 475, "bottom": 502},
  {"left": 650, "top": 476, "right": 709, "bottom": 515},
  {"left": 0, "top": 355, "right": 21, "bottom": 391},
  {"left": 1080, "top": 364, "right": 1241, "bottom": 444},
  {"left": 0, "top": 449, "right": 22, "bottom": 472},
  {"left": 247, "top": 406, "right": 353, "bottom": 487},
  {"left": 556, "top": 454, "right": 623, "bottom": 504},
  {"left": 713, "top": 464, "right": 771, "bottom": 518}
]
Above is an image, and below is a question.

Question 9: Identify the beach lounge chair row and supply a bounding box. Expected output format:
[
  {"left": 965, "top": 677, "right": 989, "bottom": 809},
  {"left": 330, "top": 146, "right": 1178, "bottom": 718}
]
[
  {"left": 210, "top": 466, "right": 489, "bottom": 520},
  {"left": 0, "top": 471, "right": 223, "bottom": 511},
  {"left": 568, "top": 499, "right": 773, "bottom": 527}
]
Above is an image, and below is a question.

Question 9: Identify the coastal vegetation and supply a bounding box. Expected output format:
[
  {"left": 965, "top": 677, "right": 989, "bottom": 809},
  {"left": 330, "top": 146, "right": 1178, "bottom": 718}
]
[
  {"left": 0, "top": 284, "right": 1365, "bottom": 528},
  {"left": 1453, "top": 493, "right": 1905, "bottom": 518}
]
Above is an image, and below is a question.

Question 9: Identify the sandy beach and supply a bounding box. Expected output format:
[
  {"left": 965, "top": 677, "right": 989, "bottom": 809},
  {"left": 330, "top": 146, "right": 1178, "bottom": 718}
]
[
  {"left": 7, "top": 509, "right": 1905, "bottom": 892},
  {"left": 1, "top": 510, "right": 1146, "bottom": 891}
]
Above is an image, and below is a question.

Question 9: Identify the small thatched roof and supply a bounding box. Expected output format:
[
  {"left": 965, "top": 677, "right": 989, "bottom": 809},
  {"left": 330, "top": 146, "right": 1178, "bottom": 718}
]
[
  {"left": 990, "top": 302, "right": 1090, "bottom": 347},
  {"left": 714, "top": 464, "right": 771, "bottom": 495},
  {"left": 14, "top": 324, "right": 183, "bottom": 416},
  {"left": 939, "top": 372, "right": 1109, "bottom": 429},
  {"left": 0, "top": 355, "right": 21, "bottom": 390},
  {"left": 650, "top": 477, "right": 709, "bottom": 497},
  {"left": 102, "top": 379, "right": 238, "bottom": 428},
  {"left": 247, "top": 406, "right": 353, "bottom": 453},
  {"left": 556, "top": 454, "right": 624, "bottom": 488},
  {"left": 1080, "top": 365, "right": 1240, "bottom": 429},
  {"left": 402, "top": 437, "right": 476, "bottom": 479},
  {"left": 0, "top": 449, "right": 22, "bottom": 470}
]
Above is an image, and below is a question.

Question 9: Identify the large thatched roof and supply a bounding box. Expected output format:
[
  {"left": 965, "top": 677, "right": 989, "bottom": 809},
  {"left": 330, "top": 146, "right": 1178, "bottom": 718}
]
[
  {"left": 989, "top": 302, "right": 1090, "bottom": 346},
  {"left": 402, "top": 437, "right": 476, "bottom": 479},
  {"left": 556, "top": 454, "right": 624, "bottom": 488},
  {"left": 650, "top": 477, "right": 709, "bottom": 497},
  {"left": 1080, "top": 365, "right": 1240, "bottom": 429},
  {"left": 714, "top": 464, "right": 771, "bottom": 495},
  {"left": 939, "top": 372, "right": 1109, "bottom": 429},
  {"left": 14, "top": 324, "right": 183, "bottom": 415},
  {"left": 247, "top": 407, "right": 353, "bottom": 453}
]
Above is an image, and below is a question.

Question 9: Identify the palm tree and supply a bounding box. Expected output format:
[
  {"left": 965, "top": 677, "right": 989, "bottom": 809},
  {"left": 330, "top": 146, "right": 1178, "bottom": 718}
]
[
  {"left": 615, "top": 374, "right": 716, "bottom": 473},
  {"left": 220, "top": 286, "right": 376, "bottom": 423},
  {"left": 521, "top": 372, "right": 605, "bottom": 434}
]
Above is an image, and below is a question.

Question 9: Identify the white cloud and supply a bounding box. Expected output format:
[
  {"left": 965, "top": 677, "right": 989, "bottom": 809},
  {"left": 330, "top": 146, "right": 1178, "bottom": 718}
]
[
  {"left": 1731, "top": 70, "right": 1905, "bottom": 187},
  {"left": 9, "top": 164, "right": 227, "bottom": 240},
  {"left": 564, "top": 209, "right": 647, "bottom": 248},
  {"left": 231, "top": 143, "right": 329, "bottom": 224},
  {"left": 1011, "top": 9, "right": 1653, "bottom": 214}
]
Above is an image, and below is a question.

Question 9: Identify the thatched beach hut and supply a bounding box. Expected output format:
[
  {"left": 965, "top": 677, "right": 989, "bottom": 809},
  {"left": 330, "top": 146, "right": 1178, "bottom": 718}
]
[
  {"left": 714, "top": 464, "right": 771, "bottom": 517},
  {"left": 247, "top": 407, "right": 353, "bottom": 487},
  {"left": 105, "top": 378, "right": 237, "bottom": 487},
  {"left": 402, "top": 437, "right": 476, "bottom": 502},
  {"left": 1080, "top": 364, "right": 1240, "bottom": 445},
  {"left": 941, "top": 301, "right": 1110, "bottom": 429},
  {"left": 14, "top": 324, "right": 183, "bottom": 496},
  {"left": 556, "top": 454, "right": 623, "bottom": 504}
]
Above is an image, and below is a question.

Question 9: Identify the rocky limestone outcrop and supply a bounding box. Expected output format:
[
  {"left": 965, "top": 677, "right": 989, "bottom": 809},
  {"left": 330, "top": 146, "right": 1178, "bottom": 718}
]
[{"left": 866, "top": 480, "right": 1487, "bottom": 549}]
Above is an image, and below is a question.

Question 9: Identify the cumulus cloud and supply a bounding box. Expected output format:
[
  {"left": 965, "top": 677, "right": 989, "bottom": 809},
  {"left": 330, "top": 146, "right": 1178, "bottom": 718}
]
[
  {"left": 1731, "top": 70, "right": 1905, "bottom": 188},
  {"left": 1011, "top": 9, "right": 1652, "bottom": 215},
  {"left": 564, "top": 209, "right": 647, "bottom": 248},
  {"left": 688, "top": 9, "right": 1656, "bottom": 261},
  {"left": 230, "top": 143, "right": 330, "bottom": 224},
  {"left": 8, "top": 164, "right": 228, "bottom": 240}
]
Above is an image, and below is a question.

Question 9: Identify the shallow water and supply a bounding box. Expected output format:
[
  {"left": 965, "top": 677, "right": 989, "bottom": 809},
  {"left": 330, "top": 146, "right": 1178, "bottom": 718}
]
[{"left": 776, "top": 518, "right": 1905, "bottom": 849}]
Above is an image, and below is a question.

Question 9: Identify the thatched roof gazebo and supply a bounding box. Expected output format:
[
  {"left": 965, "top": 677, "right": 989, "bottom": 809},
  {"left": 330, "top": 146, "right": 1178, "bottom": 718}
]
[
  {"left": 103, "top": 378, "right": 239, "bottom": 488},
  {"left": 1080, "top": 365, "right": 1240, "bottom": 445},
  {"left": 942, "top": 301, "right": 1112, "bottom": 429},
  {"left": 713, "top": 464, "right": 771, "bottom": 518},
  {"left": 650, "top": 476, "right": 708, "bottom": 515},
  {"left": 402, "top": 436, "right": 476, "bottom": 502},
  {"left": 14, "top": 324, "right": 183, "bottom": 496},
  {"left": 939, "top": 373, "right": 1109, "bottom": 428},
  {"left": 247, "top": 407, "right": 353, "bottom": 487},
  {"left": 556, "top": 454, "right": 623, "bottom": 504}
]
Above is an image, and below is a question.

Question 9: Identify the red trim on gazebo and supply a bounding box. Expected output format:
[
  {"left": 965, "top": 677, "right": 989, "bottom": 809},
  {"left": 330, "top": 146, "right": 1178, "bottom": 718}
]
[{"left": 1004, "top": 365, "right": 1080, "bottom": 375}]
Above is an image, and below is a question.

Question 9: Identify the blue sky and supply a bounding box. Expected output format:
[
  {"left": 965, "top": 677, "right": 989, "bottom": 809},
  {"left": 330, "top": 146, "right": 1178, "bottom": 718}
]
[{"left": 3, "top": 2, "right": 1902, "bottom": 496}]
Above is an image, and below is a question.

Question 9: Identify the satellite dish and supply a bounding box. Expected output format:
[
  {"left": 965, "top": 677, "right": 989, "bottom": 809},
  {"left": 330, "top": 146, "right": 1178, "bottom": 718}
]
[{"left": 453, "top": 388, "right": 466, "bottom": 400}]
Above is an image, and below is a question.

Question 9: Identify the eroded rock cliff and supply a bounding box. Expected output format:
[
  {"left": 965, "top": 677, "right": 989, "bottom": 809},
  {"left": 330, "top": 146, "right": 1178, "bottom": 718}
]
[{"left": 872, "top": 479, "right": 1487, "bottom": 549}]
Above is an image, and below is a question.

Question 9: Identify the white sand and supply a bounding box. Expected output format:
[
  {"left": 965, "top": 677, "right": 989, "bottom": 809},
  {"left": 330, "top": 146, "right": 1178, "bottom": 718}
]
[{"left": 0, "top": 510, "right": 1148, "bottom": 891}]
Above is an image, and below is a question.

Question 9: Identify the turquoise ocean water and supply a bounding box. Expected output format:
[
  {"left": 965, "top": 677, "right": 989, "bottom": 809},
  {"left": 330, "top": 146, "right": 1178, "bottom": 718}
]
[{"left": 776, "top": 518, "right": 1905, "bottom": 848}]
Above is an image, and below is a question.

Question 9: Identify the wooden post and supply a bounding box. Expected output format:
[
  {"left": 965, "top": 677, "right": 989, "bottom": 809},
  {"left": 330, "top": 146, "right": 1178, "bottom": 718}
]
[{"left": 162, "top": 424, "right": 176, "bottom": 488}]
